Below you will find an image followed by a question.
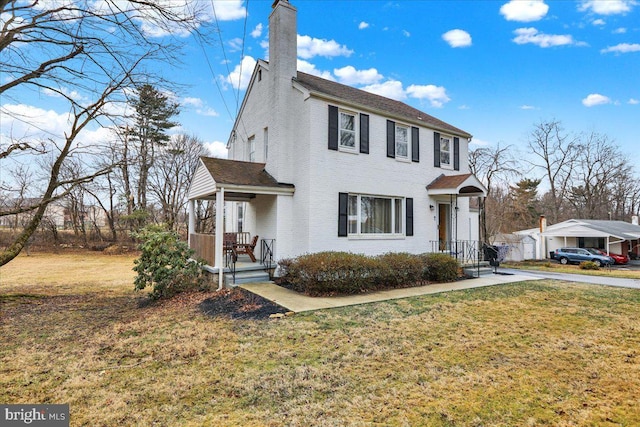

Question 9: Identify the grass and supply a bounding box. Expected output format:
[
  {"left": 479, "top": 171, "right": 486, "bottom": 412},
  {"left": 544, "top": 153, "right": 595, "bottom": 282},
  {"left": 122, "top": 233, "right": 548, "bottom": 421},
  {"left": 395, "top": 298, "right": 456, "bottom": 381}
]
[
  {"left": 2, "top": 252, "right": 640, "bottom": 426},
  {"left": 504, "top": 260, "right": 640, "bottom": 279}
]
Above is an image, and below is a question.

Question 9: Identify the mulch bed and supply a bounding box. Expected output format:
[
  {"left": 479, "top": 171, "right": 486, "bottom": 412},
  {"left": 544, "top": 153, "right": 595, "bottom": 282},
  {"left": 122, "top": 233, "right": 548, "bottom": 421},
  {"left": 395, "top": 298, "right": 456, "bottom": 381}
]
[{"left": 199, "top": 288, "right": 289, "bottom": 320}]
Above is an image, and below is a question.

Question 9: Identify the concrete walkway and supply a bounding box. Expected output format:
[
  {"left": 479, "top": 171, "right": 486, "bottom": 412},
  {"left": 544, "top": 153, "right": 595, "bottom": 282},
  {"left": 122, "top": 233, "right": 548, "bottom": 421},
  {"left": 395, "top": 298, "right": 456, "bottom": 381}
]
[
  {"left": 500, "top": 268, "right": 640, "bottom": 289},
  {"left": 240, "top": 272, "right": 542, "bottom": 313}
]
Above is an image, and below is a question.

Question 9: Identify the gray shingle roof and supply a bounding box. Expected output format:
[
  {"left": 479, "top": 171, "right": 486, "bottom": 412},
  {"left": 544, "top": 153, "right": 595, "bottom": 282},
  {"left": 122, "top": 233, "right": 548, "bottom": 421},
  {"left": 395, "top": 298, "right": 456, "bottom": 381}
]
[
  {"left": 200, "top": 157, "right": 293, "bottom": 189},
  {"left": 295, "top": 71, "right": 471, "bottom": 138},
  {"left": 577, "top": 219, "right": 640, "bottom": 239}
]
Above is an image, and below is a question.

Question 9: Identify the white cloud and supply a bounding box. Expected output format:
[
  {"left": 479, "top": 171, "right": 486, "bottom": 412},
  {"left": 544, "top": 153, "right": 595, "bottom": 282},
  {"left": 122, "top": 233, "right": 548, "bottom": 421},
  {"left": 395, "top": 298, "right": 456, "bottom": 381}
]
[
  {"left": 0, "top": 103, "right": 115, "bottom": 149},
  {"left": 297, "top": 35, "right": 353, "bottom": 59},
  {"left": 250, "top": 23, "right": 263, "bottom": 38},
  {"left": 196, "top": 108, "right": 219, "bottom": 117},
  {"left": 613, "top": 27, "right": 627, "bottom": 33},
  {"left": 209, "top": 0, "right": 246, "bottom": 21},
  {"left": 629, "top": 98, "right": 639, "bottom": 105},
  {"left": 296, "top": 60, "right": 335, "bottom": 81},
  {"left": 362, "top": 80, "right": 406, "bottom": 101},
  {"left": 592, "top": 18, "right": 606, "bottom": 25},
  {"left": 520, "top": 105, "right": 536, "bottom": 110},
  {"left": 334, "top": 66, "right": 383, "bottom": 85},
  {"left": 228, "top": 37, "right": 244, "bottom": 52},
  {"left": 458, "top": 105, "right": 470, "bottom": 110},
  {"left": 512, "top": 27, "right": 577, "bottom": 47},
  {"left": 600, "top": 43, "right": 640, "bottom": 53},
  {"left": 203, "top": 141, "right": 228, "bottom": 158},
  {"left": 579, "top": 0, "right": 635, "bottom": 15},
  {"left": 582, "top": 93, "right": 611, "bottom": 106},
  {"left": 182, "top": 97, "right": 203, "bottom": 108},
  {"left": 470, "top": 137, "right": 491, "bottom": 147},
  {"left": 358, "top": 21, "right": 369, "bottom": 30},
  {"left": 225, "top": 56, "right": 256, "bottom": 90},
  {"left": 407, "top": 84, "right": 451, "bottom": 108},
  {"left": 500, "top": 0, "right": 549, "bottom": 22},
  {"left": 402, "top": 30, "right": 411, "bottom": 37},
  {"left": 442, "top": 29, "right": 472, "bottom": 48},
  {"left": 42, "top": 86, "right": 87, "bottom": 102}
]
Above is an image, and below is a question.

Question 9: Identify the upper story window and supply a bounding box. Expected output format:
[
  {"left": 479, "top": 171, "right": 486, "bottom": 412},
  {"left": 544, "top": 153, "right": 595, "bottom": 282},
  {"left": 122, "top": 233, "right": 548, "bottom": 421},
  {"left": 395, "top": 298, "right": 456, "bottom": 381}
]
[
  {"left": 328, "top": 105, "right": 369, "bottom": 154},
  {"left": 339, "top": 111, "right": 356, "bottom": 150},
  {"left": 395, "top": 125, "right": 409, "bottom": 159},
  {"left": 434, "top": 132, "right": 459, "bottom": 171},
  {"left": 387, "top": 120, "right": 419, "bottom": 162},
  {"left": 248, "top": 135, "right": 255, "bottom": 162},
  {"left": 440, "top": 135, "right": 451, "bottom": 167}
]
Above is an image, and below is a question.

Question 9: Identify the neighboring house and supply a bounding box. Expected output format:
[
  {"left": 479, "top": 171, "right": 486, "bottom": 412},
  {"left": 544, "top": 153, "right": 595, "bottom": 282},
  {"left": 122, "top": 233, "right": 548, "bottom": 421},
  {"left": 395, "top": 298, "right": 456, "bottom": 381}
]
[
  {"left": 509, "top": 217, "right": 640, "bottom": 260},
  {"left": 0, "top": 198, "right": 65, "bottom": 229},
  {"left": 492, "top": 233, "right": 536, "bottom": 262},
  {"left": 187, "top": 0, "right": 486, "bottom": 285}
]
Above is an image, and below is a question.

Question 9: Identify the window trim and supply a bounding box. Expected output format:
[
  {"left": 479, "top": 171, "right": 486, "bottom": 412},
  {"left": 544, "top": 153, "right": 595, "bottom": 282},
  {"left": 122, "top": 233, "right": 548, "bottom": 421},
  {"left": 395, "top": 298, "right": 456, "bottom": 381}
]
[
  {"left": 338, "top": 109, "right": 358, "bottom": 152},
  {"left": 346, "top": 193, "right": 405, "bottom": 237},
  {"left": 395, "top": 123, "right": 410, "bottom": 161},
  {"left": 439, "top": 134, "right": 453, "bottom": 169}
]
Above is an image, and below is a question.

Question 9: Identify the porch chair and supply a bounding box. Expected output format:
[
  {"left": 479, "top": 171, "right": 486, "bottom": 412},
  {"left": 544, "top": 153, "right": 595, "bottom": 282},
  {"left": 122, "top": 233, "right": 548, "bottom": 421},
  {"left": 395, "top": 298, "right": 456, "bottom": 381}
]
[{"left": 235, "top": 235, "right": 259, "bottom": 262}]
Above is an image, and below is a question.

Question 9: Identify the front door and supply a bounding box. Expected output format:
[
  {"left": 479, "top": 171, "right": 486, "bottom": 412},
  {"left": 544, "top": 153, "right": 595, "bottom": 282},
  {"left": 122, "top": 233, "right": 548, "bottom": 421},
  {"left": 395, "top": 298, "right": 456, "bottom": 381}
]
[{"left": 438, "top": 203, "right": 450, "bottom": 250}]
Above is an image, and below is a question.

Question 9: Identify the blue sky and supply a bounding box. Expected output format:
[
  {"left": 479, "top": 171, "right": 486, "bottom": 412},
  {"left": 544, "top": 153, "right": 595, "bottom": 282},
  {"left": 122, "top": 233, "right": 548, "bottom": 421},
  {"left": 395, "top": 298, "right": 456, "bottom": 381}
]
[
  {"left": 176, "top": 0, "right": 640, "bottom": 170},
  {"left": 2, "top": 0, "right": 639, "bottom": 174}
]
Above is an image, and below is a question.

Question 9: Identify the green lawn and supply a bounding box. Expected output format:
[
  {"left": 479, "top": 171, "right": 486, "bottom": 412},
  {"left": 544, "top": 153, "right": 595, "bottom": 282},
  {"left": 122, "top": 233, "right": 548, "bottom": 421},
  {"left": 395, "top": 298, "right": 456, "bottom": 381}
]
[{"left": 2, "top": 252, "right": 640, "bottom": 426}]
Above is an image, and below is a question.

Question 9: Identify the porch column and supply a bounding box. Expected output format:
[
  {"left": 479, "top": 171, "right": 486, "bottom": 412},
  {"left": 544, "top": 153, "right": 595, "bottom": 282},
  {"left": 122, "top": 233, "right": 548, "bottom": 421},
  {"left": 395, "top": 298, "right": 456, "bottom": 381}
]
[
  {"left": 215, "top": 187, "right": 225, "bottom": 290},
  {"left": 187, "top": 199, "right": 195, "bottom": 246}
]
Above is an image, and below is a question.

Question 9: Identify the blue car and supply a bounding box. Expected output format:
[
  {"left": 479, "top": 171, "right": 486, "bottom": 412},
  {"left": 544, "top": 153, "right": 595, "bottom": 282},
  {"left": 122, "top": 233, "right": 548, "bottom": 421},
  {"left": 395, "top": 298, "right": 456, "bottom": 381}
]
[{"left": 554, "top": 247, "right": 614, "bottom": 267}]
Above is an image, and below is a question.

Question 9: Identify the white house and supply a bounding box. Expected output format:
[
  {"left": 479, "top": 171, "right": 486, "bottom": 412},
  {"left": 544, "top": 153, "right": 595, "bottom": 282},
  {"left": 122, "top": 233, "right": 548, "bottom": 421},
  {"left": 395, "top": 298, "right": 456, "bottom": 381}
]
[
  {"left": 187, "top": 0, "right": 486, "bottom": 286},
  {"left": 508, "top": 217, "right": 640, "bottom": 260}
]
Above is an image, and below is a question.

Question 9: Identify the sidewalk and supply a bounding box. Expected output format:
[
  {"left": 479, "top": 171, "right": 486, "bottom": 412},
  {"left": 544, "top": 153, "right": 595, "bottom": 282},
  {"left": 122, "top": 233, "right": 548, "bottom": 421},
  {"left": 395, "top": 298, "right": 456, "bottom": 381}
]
[{"left": 240, "top": 273, "right": 542, "bottom": 313}]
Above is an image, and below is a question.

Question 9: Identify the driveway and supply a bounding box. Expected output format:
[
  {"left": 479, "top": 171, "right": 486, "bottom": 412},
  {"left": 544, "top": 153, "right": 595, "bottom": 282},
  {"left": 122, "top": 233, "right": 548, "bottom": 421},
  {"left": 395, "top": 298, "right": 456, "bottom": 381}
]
[{"left": 499, "top": 268, "right": 640, "bottom": 289}]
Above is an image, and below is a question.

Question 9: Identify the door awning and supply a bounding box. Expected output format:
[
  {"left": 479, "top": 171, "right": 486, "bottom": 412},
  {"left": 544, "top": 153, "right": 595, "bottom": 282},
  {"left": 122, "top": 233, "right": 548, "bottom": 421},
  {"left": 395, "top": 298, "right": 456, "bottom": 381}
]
[{"left": 426, "top": 173, "right": 487, "bottom": 197}]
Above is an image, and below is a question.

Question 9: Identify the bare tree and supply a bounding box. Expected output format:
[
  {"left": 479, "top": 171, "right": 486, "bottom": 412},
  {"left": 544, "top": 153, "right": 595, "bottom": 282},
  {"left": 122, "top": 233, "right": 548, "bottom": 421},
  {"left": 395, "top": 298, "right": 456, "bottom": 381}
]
[
  {"left": 149, "top": 134, "right": 206, "bottom": 232},
  {"left": 526, "top": 119, "right": 579, "bottom": 223},
  {"left": 469, "top": 143, "right": 520, "bottom": 241},
  {"left": 0, "top": 0, "right": 209, "bottom": 266}
]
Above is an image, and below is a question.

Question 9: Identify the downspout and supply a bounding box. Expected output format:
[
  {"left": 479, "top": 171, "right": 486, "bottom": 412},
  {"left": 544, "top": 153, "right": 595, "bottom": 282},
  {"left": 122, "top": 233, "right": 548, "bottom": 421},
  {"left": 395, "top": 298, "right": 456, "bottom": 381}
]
[
  {"left": 539, "top": 215, "right": 547, "bottom": 260},
  {"left": 187, "top": 199, "right": 195, "bottom": 246}
]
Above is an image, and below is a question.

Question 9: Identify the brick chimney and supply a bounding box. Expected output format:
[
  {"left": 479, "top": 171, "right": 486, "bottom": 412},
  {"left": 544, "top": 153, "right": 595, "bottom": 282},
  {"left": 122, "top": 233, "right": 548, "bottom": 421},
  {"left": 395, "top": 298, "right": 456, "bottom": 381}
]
[{"left": 269, "top": 0, "right": 297, "bottom": 85}]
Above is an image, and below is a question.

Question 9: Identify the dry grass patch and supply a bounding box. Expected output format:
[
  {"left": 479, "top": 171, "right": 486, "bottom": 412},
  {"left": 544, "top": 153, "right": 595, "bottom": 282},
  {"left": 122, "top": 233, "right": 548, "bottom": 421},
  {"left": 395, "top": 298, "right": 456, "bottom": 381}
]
[{"left": 1, "top": 252, "right": 640, "bottom": 426}]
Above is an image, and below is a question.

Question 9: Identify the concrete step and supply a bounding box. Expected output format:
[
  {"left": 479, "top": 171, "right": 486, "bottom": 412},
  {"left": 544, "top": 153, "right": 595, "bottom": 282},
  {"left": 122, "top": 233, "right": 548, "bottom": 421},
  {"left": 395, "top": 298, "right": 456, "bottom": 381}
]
[
  {"left": 463, "top": 266, "right": 495, "bottom": 278},
  {"left": 225, "top": 270, "right": 271, "bottom": 287}
]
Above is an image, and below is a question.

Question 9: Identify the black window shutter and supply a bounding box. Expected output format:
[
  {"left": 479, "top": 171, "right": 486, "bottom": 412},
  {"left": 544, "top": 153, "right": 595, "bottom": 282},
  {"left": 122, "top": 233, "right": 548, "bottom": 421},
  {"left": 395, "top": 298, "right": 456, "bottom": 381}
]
[
  {"left": 411, "top": 127, "right": 419, "bottom": 162},
  {"left": 338, "top": 193, "right": 348, "bottom": 237},
  {"left": 360, "top": 114, "right": 369, "bottom": 154},
  {"left": 328, "top": 105, "right": 338, "bottom": 151},
  {"left": 387, "top": 120, "right": 395, "bottom": 158},
  {"left": 406, "top": 198, "right": 414, "bottom": 236},
  {"left": 453, "top": 137, "right": 460, "bottom": 171},
  {"left": 434, "top": 132, "right": 441, "bottom": 167}
]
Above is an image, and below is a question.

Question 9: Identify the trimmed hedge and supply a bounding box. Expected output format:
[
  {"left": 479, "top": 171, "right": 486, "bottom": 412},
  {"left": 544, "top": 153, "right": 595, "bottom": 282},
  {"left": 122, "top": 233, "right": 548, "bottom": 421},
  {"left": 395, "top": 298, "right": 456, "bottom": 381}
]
[
  {"left": 579, "top": 261, "right": 600, "bottom": 270},
  {"left": 278, "top": 251, "right": 460, "bottom": 296}
]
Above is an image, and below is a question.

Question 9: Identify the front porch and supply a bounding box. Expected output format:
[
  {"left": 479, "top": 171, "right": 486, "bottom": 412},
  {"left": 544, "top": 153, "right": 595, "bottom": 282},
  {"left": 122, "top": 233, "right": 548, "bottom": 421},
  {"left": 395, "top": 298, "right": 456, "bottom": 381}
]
[{"left": 190, "top": 231, "right": 277, "bottom": 286}]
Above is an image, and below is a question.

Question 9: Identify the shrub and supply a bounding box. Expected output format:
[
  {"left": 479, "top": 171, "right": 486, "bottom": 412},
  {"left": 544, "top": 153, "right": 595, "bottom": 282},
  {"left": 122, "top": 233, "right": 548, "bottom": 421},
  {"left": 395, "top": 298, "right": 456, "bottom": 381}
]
[
  {"left": 420, "top": 253, "right": 459, "bottom": 283},
  {"left": 376, "top": 252, "right": 425, "bottom": 288},
  {"left": 132, "top": 225, "right": 208, "bottom": 299},
  {"left": 579, "top": 261, "right": 600, "bottom": 270},
  {"left": 278, "top": 251, "right": 460, "bottom": 296}
]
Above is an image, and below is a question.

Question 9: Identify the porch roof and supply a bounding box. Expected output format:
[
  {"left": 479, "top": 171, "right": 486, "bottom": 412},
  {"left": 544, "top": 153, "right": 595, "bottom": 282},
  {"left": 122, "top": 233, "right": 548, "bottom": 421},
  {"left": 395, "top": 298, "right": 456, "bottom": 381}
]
[
  {"left": 188, "top": 157, "right": 295, "bottom": 201},
  {"left": 426, "top": 173, "right": 487, "bottom": 197}
]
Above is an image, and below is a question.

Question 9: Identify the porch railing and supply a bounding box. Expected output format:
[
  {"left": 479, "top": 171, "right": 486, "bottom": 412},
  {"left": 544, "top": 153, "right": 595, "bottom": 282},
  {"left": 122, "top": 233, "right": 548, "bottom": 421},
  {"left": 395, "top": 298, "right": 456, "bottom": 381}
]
[
  {"left": 429, "top": 240, "right": 482, "bottom": 277},
  {"left": 261, "top": 239, "right": 276, "bottom": 280},
  {"left": 189, "top": 232, "right": 251, "bottom": 267}
]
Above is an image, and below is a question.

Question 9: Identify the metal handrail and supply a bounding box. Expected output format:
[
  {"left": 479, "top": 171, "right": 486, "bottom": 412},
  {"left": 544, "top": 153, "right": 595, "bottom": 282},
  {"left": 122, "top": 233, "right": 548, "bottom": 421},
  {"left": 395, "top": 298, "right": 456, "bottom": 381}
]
[
  {"left": 260, "top": 239, "right": 275, "bottom": 280},
  {"left": 224, "top": 241, "right": 237, "bottom": 285},
  {"left": 429, "top": 240, "right": 482, "bottom": 277}
]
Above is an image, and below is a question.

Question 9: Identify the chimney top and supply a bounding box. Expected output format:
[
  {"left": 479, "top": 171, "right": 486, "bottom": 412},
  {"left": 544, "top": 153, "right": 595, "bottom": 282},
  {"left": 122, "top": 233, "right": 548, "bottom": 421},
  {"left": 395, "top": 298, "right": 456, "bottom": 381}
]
[{"left": 272, "top": 0, "right": 289, "bottom": 8}]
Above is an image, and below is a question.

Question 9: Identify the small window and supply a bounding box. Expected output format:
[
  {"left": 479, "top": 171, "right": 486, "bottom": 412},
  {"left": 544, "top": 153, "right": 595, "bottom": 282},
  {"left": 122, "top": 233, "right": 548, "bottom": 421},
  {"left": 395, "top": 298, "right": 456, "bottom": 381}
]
[
  {"left": 248, "top": 136, "right": 255, "bottom": 162},
  {"left": 339, "top": 111, "right": 356, "bottom": 150},
  {"left": 440, "top": 136, "right": 451, "bottom": 166}
]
